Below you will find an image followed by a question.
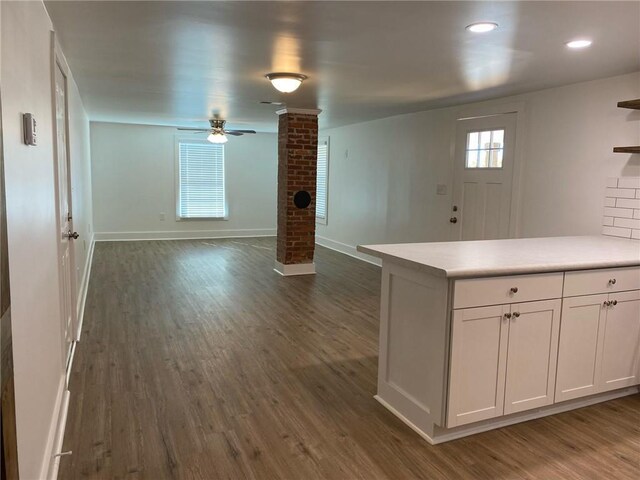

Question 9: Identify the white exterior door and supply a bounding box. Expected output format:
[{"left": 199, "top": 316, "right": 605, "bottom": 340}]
[
  {"left": 504, "top": 299, "right": 561, "bottom": 414},
  {"left": 555, "top": 294, "right": 608, "bottom": 402},
  {"left": 447, "top": 304, "right": 509, "bottom": 427},
  {"left": 599, "top": 290, "right": 640, "bottom": 392},
  {"left": 54, "top": 59, "right": 77, "bottom": 368},
  {"left": 451, "top": 113, "right": 517, "bottom": 240}
]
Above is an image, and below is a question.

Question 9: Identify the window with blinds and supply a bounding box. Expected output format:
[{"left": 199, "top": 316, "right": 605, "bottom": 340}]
[
  {"left": 316, "top": 137, "right": 329, "bottom": 223},
  {"left": 177, "top": 141, "right": 226, "bottom": 219}
]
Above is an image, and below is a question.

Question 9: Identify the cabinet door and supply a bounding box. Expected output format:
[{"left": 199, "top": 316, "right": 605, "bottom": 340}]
[
  {"left": 504, "top": 299, "right": 561, "bottom": 414},
  {"left": 599, "top": 290, "right": 640, "bottom": 392},
  {"left": 555, "top": 294, "right": 608, "bottom": 402},
  {"left": 447, "top": 304, "right": 509, "bottom": 427}
]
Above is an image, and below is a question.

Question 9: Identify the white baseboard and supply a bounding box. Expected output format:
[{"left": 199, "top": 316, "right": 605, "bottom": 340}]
[
  {"left": 75, "top": 233, "right": 95, "bottom": 341},
  {"left": 94, "top": 228, "right": 276, "bottom": 241},
  {"left": 274, "top": 261, "right": 316, "bottom": 276},
  {"left": 377, "top": 386, "right": 640, "bottom": 445},
  {"left": 315, "top": 235, "right": 381, "bottom": 266}
]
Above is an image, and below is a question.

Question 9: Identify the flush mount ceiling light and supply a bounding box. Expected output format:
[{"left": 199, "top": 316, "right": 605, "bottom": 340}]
[
  {"left": 466, "top": 22, "right": 499, "bottom": 33},
  {"left": 566, "top": 39, "right": 592, "bottom": 49},
  {"left": 265, "top": 72, "right": 308, "bottom": 93},
  {"left": 207, "top": 132, "right": 228, "bottom": 144}
]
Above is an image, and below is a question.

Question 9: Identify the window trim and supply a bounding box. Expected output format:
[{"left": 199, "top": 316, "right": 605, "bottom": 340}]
[
  {"left": 315, "top": 136, "right": 330, "bottom": 225},
  {"left": 174, "top": 135, "right": 229, "bottom": 221}
]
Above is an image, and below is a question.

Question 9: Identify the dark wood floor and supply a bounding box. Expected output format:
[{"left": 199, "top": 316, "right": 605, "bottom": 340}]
[{"left": 61, "top": 238, "right": 640, "bottom": 479}]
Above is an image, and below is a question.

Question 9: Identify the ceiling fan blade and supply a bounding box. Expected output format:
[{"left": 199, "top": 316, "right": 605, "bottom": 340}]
[
  {"left": 225, "top": 131, "right": 244, "bottom": 136},
  {"left": 177, "top": 127, "right": 209, "bottom": 132},
  {"left": 226, "top": 130, "right": 256, "bottom": 134}
]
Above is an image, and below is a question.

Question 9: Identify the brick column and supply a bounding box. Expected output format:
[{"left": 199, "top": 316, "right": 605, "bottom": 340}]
[{"left": 274, "top": 108, "right": 321, "bottom": 276}]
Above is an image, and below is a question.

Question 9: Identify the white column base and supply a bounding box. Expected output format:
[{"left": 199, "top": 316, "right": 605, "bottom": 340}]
[{"left": 274, "top": 261, "right": 316, "bottom": 276}]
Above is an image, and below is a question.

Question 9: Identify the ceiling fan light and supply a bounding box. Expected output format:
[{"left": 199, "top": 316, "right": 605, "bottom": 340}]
[
  {"left": 265, "top": 73, "right": 307, "bottom": 93},
  {"left": 207, "top": 132, "right": 228, "bottom": 144}
]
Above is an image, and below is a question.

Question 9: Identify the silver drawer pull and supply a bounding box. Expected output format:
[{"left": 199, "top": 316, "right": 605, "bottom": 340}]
[
  {"left": 611, "top": 300, "right": 618, "bottom": 306},
  {"left": 504, "top": 313, "right": 512, "bottom": 319},
  {"left": 608, "top": 278, "right": 617, "bottom": 285},
  {"left": 512, "top": 312, "right": 520, "bottom": 318},
  {"left": 603, "top": 300, "right": 611, "bottom": 307},
  {"left": 510, "top": 287, "right": 518, "bottom": 294}
]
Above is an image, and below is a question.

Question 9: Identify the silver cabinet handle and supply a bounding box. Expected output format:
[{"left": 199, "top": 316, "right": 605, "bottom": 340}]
[
  {"left": 603, "top": 300, "right": 611, "bottom": 307},
  {"left": 611, "top": 300, "right": 618, "bottom": 306},
  {"left": 510, "top": 287, "right": 518, "bottom": 294},
  {"left": 512, "top": 312, "right": 520, "bottom": 318},
  {"left": 608, "top": 279, "right": 617, "bottom": 285},
  {"left": 504, "top": 313, "right": 512, "bottom": 319}
]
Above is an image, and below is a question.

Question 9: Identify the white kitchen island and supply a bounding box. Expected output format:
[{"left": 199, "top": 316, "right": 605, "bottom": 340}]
[{"left": 357, "top": 236, "right": 640, "bottom": 444}]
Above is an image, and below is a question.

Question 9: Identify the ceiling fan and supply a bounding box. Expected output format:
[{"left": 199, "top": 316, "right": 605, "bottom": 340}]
[{"left": 178, "top": 119, "right": 256, "bottom": 144}]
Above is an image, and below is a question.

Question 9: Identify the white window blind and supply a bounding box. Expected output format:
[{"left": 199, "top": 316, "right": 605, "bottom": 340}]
[
  {"left": 178, "top": 141, "right": 226, "bottom": 219},
  {"left": 316, "top": 138, "right": 329, "bottom": 222}
]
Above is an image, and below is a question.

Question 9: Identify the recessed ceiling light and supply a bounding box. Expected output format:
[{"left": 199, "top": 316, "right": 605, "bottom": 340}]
[
  {"left": 566, "top": 39, "right": 592, "bottom": 49},
  {"left": 265, "top": 73, "right": 308, "bottom": 93},
  {"left": 466, "top": 22, "right": 498, "bottom": 33}
]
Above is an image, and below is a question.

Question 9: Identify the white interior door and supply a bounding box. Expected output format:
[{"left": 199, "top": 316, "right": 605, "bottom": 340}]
[
  {"left": 54, "top": 58, "right": 77, "bottom": 368},
  {"left": 451, "top": 113, "right": 517, "bottom": 240}
]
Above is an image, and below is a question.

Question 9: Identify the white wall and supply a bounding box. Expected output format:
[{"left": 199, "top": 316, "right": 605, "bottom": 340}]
[
  {"left": 317, "top": 72, "right": 640, "bottom": 262},
  {"left": 1, "top": 1, "right": 93, "bottom": 478},
  {"left": 91, "top": 122, "right": 277, "bottom": 240}
]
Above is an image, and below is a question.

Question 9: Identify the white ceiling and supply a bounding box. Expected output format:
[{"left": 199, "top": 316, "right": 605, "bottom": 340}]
[{"left": 45, "top": 1, "right": 640, "bottom": 132}]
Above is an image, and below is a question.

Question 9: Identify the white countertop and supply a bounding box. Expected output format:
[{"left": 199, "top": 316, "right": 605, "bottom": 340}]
[{"left": 357, "top": 236, "right": 640, "bottom": 278}]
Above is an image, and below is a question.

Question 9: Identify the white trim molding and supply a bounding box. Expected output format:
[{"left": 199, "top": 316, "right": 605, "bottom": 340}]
[
  {"left": 94, "top": 229, "right": 276, "bottom": 242},
  {"left": 274, "top": 261, "right": 316, "bottom": 276},
  {"left": 315, "top": 235, "right": 381, "bottom": 266},
  {"left": 41, "top": 375, "right": 66, "bottom": 480},
  {"left": 275, "top": 107, "right": 322, "bottom": 116},
  {"left": 75, "top": 233, "right": 95, "bottom": 341}
]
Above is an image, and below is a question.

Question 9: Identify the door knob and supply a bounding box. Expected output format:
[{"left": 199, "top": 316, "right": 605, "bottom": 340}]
[
  {"left": 449, "top": 217, "right": 458, "bottom": 223},
  {"left": 66, "top": 231, "right": 79, "bottom": 240}
]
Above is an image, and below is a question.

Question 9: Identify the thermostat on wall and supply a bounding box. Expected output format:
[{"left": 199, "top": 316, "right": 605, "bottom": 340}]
[{"left": 23, "top": 113, "right": 37, "bottom": 146}]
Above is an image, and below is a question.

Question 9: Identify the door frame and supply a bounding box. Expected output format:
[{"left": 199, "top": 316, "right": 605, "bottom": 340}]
[
  {"left": 448, "top": 101, "right": 526, "bottom": 239},
  {"left": 50, "top": 32, "right": 78, "bottom": 365}
]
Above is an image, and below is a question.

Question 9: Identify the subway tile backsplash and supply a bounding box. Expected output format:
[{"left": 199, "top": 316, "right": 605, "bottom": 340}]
[{"left": 603, "top": 177, "right": 640, "bottom": 239}]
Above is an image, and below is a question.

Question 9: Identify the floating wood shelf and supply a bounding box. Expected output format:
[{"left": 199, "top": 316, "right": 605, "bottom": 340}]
[
  {"left": 613, "top": 146, "right": 640, "bottom": 154},
  {"left": 617, "top": 99, "right": 640, "bottom": 110}
]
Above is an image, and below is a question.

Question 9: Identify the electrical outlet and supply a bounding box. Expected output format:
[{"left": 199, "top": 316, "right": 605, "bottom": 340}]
[{"left": 159, "top": 212, "right": 166, "bottom": 221}]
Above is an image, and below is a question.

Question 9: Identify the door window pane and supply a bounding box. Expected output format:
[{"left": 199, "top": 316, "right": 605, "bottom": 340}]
[{"left": 465, "top": 129, "right": 505, "bottom": 169}]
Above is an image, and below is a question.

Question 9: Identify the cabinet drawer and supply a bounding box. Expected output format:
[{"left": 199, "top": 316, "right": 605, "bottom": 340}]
[
  {"left": 453, "top": 273, "right": 564, "bottom": 309},
  {"left": 563, "top": 266, "right": 640, "bottom": 297}
]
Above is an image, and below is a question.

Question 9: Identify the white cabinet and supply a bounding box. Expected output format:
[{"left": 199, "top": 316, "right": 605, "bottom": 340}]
[
  {"left": 504, "top": 300, "right": 561, "bottom": 414},
  {"left": 448, "top": 299, "right": 561, "bottom": 427},
  {"left": 599, "top": 290, "right": 640, "bottom": 392},
  {"left": 447, "top": 305, "right": 509, "bottom": 427},
  {"left": 555, "top": 290, "right": 640, "bottom": 402},
  {"left": 555, "top": 294, "right": 607, "bottom": 402}
]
